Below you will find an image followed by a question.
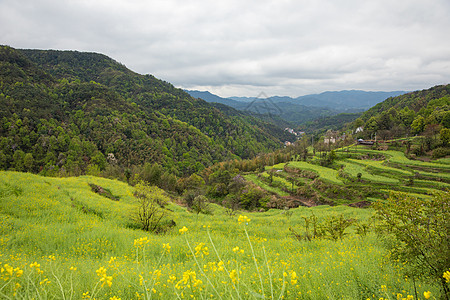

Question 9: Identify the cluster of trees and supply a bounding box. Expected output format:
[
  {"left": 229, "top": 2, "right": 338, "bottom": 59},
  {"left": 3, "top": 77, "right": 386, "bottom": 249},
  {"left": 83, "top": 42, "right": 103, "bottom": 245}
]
[{"left": 353, "top": 85, "right": 450, "bottom": 141}]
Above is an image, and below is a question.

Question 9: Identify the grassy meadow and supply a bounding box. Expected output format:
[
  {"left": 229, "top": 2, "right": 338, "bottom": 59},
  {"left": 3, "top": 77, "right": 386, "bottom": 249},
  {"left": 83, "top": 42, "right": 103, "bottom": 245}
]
[{"left": 0, "top": 170, "right": 442, "bottom": 299}]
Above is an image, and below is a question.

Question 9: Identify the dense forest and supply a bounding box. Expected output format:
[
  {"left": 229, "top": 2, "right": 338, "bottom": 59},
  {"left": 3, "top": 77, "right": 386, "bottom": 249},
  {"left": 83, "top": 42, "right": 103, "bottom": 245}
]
[{"left": 0, "top": 46, "right": 295, "bottom": 178}]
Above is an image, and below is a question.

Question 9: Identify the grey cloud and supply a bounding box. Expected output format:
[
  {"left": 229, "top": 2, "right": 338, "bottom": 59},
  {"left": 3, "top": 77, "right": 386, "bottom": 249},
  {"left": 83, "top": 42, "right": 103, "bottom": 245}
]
[{"left": 1, "top": 0, "right": 449, "bottom": 97}]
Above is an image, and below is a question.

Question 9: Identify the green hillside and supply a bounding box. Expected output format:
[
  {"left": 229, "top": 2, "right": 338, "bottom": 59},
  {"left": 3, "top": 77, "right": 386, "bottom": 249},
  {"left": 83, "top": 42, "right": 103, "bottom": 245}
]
[
  {"left": 0, "top": 171, "right": 443, "bottom": 299},
  {"left": 350, "top": 84, "right": 450, "bottom": 142},
  {"left": 0, "top": 46, "right": 292, "bottom": 177}
]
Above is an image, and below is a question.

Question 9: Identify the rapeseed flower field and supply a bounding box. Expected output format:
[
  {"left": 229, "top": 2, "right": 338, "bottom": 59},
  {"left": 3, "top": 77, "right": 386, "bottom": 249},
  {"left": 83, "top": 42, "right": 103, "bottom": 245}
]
[{"left": 0, "top": 171, "right": 442, "bottom": 299}]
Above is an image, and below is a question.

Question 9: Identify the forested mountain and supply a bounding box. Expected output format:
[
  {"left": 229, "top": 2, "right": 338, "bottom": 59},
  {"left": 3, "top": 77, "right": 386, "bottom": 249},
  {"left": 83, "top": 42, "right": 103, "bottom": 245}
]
[
  {"left": 350, "top": 84, "right": 450, "bottom": 141},
  {"left": 0, "top": 46, "right": 293, "bottom": 177}
]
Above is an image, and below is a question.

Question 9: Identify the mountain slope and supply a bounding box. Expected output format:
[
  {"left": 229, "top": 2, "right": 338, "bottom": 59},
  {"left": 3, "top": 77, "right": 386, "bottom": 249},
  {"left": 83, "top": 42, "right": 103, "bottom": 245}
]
[
  {"left": 0, "top": 46, "right": 291, "bottom": 176},
  {"left": 353, "top": 84, "right": 450, "bottom": 140},
  {"left": 21, "top": 49, "right": 293, "bottom": 155}
]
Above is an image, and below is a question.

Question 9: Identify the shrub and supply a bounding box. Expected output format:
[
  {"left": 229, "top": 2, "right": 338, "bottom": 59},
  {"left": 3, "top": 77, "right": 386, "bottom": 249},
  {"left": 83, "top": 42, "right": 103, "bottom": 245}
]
[
  {"left": 432, "top": 147, "right": 450, "bottom": 159},
  {"left": 132, "top": 182, "right": 171, "bottom": 233},
  {"left": 374, "top": 191, "right": 450, "bottom": 298}
]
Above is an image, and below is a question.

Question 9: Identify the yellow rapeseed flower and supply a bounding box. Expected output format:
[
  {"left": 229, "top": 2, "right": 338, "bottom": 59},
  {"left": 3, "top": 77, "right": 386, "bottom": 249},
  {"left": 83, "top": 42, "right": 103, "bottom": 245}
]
[
  {"left": 96, "top": 266, "right": 113, "bottom": 287},
  {"left": 179, "top": 226, "right": 188, "bottom": 234},
  {"left": 218, "top": 261, "right": 225, "bottom": 272},
  {"left": 194, "top": 243, "right": 209, "bottom": 257},
  {"left": 444, "top": 270, "right": 450, "bottom": 283},
  {"left": 238, "top": 215, "right": 251, "bottom": 225},
  {"left": 290, "top": 271, "right": 298, "bottom": 285},
  {"left": 134, "top": 237, "right": 149, "bottom": 248},
  {"left": 423, "top": 291, "right": 432, "bottom": 299},
  {"left": 229, "top": 269, "right": 238, "bottom": 284},
  {"left": 163, "top": 243, "right": 171, "bottom": 253}
]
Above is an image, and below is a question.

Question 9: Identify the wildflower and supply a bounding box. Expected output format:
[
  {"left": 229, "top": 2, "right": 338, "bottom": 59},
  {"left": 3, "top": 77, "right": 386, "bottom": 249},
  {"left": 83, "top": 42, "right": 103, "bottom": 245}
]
[
  {"left": 238, "top": 215, "right": 251, "bottom": 225},
  {"left": 179, "top": 226, "right": 188, "bottom": 234},
  {"left": 110, "top": 296, "right": 121, "bottom": 300},
  {"left": 30, "top": 262, "right": 40, "bottom": 269},
  {"left": 194, "top": 243, "right": 209, "bottom": 257},
  {"left": 70, "top": 266, "right": 77, "bottom": 271},
  {"left": 82, "top": 291, "right": 91, "bottom": 299},
  {"left": 423, "top": 291, "right": 432, "bottom": 299},
  {"left": 108, "top": 257, "right": 117, "bottom": 265},
  {"left": 96, "top": 266, "right": 113, "bottom": 287},
  {"left": 217, "top": 261, "right": 225, "bottom": 271},
  {"left": 163, "top": 243, "right": 171, "bottom": 253},
  {"left": 15, "top": 268, "right": 23, "bottom": 277},
  {"left": 134, "top": 237, "right": 149, "bottom": 248},
  {"left": 232, "top": 246, "right": 240, "bottom": 253},
  {"left": 381, "top": 285, "right": 387, "bottom": 292},
  {"left": 444, "top": 270, "right": 450, "bottom": 283},
  {"left": 406, "top": 296, "right": 413, "bottom": 300},
  {"left": 290, "top": 271, "right": 298, "bottom": 285},
  {"left": 39, "top": 278, "right": 50, "bottom": 285},
  {"left": 229, "top": 269, "right": 238, "bottom": 284}
]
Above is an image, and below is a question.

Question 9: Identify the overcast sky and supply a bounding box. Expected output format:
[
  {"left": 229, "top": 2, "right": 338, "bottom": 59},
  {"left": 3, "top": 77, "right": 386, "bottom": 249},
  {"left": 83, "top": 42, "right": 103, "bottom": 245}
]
[{"left": 1, "top": 0, "right": 450, "bottom": 97}]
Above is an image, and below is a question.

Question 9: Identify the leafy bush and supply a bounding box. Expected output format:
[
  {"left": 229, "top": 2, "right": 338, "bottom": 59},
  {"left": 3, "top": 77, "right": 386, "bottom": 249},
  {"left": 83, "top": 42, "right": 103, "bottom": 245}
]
[
  {"left": 432, "top": 147, "right": 450, "bottom": 159},
  {"left": 374, "top": 191, "right": 450, "bottom": 297},
  {"left": 132, "top": 182, "right": 171, "bottom": 233}
]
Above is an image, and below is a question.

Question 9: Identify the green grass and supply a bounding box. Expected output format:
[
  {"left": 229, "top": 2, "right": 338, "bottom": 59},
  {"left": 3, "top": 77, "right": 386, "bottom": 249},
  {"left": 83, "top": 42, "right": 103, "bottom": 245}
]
[
  {"left": 244, "top": 174, "right": 290, "bottom": 196},
  {"left": 260, "top": 172, "right": 299, "bottom": 191},
  {"left": 347, "top": 146, "right": 450, "bottom": 170},
  {"left": 0, "top": 171, "right": 440, "bottom": 299},
  {"left": 278, "top": 161, "right": 343, "bottom": 185},
  {"left": 340, "top": 160, "right": 399, "bottom": 184},
  {"left": 346, "top": 158, "right": 413, "bottom": 176}
]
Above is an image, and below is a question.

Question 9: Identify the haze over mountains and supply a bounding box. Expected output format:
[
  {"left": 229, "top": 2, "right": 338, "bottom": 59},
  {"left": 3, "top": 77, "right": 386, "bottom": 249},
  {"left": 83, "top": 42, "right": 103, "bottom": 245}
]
[{"left": 186, "top": 90, "right": 406, "bottom": 125}]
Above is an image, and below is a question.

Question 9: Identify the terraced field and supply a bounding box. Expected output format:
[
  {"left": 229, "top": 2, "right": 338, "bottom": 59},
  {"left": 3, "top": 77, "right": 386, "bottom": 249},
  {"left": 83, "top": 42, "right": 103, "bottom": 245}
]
[
  {"left": 249, "top": 146, "right": 449, "bottom": 205},
  {"left": 339, "top": 160, "right": 399, "bottom": 184}
]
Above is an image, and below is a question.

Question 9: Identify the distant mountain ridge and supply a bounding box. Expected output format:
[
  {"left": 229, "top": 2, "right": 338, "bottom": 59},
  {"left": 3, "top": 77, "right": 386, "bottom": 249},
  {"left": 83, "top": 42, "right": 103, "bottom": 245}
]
[
  {"left": 186, "top": 89, "right": 406, "bottom": 125},
  {"left": 188, "top": 90, "right": 406, "bottom": 109}
]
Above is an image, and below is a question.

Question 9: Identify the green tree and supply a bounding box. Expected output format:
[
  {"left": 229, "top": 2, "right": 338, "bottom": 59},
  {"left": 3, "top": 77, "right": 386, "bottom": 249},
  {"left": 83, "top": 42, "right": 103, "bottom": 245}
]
[
  {"left": 23, "top": 153, "right": 34, "bottom": 172},
  {"left": 411, "top": 115, "right": 425, "bottom": 134},
  {"left": 440, "top": 128, "right": 450, "bottom": 146},
  {"left": 91, "top": 151, "right": 106, "bottom": 170},
  {"left": 398, "top": 107, "right": 415, "bottom": 127},
  {"left": 12, "top": 150, "right": 25, "bottom": 171},
  {"left": 365, "top": 116, "right": 378, "bottom": 133}
]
